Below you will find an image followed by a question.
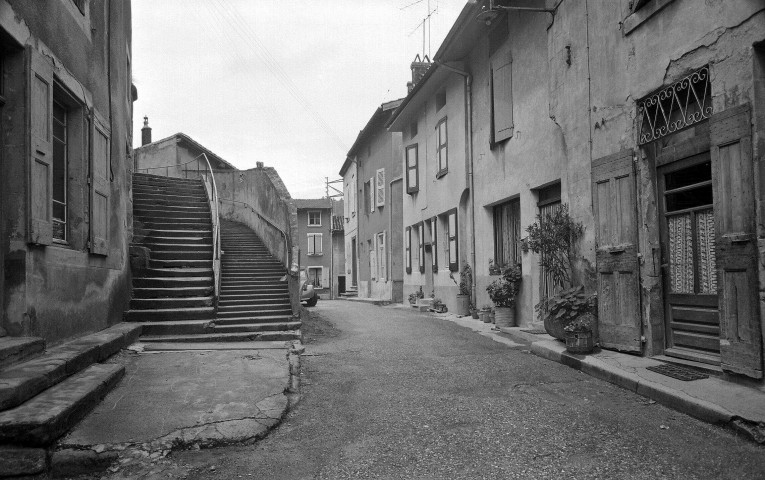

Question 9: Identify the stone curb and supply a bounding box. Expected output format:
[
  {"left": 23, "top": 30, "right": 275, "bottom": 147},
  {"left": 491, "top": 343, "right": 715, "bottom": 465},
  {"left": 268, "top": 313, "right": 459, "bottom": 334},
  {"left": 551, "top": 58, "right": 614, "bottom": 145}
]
[{"left": 528, "top": 340, "right": 734, "bottom": 426}]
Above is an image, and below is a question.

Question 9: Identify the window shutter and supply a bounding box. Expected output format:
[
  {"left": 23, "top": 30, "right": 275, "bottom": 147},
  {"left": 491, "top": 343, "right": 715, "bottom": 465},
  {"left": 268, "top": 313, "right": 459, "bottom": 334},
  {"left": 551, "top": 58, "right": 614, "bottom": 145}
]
[
  {"left": 380, "top": 231, "right": 387, "bottom": 281},
  {"left": 431, "top": 217, "right": 438, "bottom": 272},
  {"left": 370, "top": 236, "right": 377, "bottom": 280},
  {"left": 710, "top": 104, "right": 763, "bottom": 379},
  {"left": 376, "top": 168, "right": 385, "bottom": 207},
  {"left": 369, "top": 178, "right": 375, "bottom": 212},
  {"left": 491, "top": 54, "right": 514, "bottom": 144},
  {"left": 90, "top": 115, "right": 110, "bottom": 255},
  {"left": 316, "top": 234, "right": 323, "bottom": 255},
  {"left": 307, "top": 235, "right": 314, "bottom": 255},
  {"left": 322, "top": 267, "right": 329, "bottom": 290},
  {"left": 405, "top": 227, "right": 412, "bottom": 274},
  {"left": 418, "top": 224, "right": 425, "bottom": 273},
  {"left": 28, "top": 47, "right": 54, "bottom": 245}
]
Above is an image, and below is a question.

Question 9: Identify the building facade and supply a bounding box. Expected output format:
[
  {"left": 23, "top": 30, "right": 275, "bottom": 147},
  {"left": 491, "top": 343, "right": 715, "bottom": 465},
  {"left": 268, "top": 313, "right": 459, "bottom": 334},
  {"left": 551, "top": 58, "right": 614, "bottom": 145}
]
[
  {"left": 0, "top": 0, "right": 134, "bottom": 343},
  {"left": 389, "top": 0, "right": 765, "bottom": 380},
  {"left": 339, "top": 159, "right": 358, "bottom": 292},
  {"left": 343, "top": 100, "right": 405, "bottom": 302},
  {"left": 295, "top": 199, "right": 345, "bottom": 299}
]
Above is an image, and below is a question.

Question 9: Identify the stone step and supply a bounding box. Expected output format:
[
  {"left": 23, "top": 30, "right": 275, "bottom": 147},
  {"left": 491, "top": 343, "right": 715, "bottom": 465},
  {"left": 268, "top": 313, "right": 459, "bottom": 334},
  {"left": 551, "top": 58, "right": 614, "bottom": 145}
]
[
  {"left": 218, "top": 296, "right": 290, "bottom": 305},
  {"left": 125, "top": 306, "right": 216, "bottom": 322},
  {"left": 0, "top": 337, "right": 45, "bottom": 370},
  {"left": 138, "top": 242, "right": 212, "bottom": 252},
  {"left": 134, "top": 218, "right": 211, "bottom": 228},
  {"left": 132, "top": 286, "right": 214, "bottom": 298},
  {"left": 130, "top": 296, "right": 214, "bottom": 310},
  {"left": 133, "top": 196, "right": 208, "bottom": 206},
  {"left": 0, "top": 324, "right": 140, "bottom": 412},
  {"left": 134, "top": 172, "right": 205, "bottom": 185},
  {"left": 134, "top": 267, "right": 213, "bottom": 278},
  {"left": 217, "top": 302, "right": 291, "bottom": 313},
  {"left": 132, "top": 276, "right": 213, "bottom": 289},
  {"left": 0, "top": 363, "right": 125, "bottom": 447},
  {"left": 140, "top": 235, "right": 212, "bottom": 245},
  {"left": 149, "top": 259, "right": 213, "bottom": 269},
  {"left": 133, "top": 204, "right": 211, "bottom": 214},
  {"left": 134, "top": 210, "right": 211, "bottom": 220},
  {"left": 134, "top": 228, "right": 212, "bottom": 238},
  {"left": 216, "top": 308, "right": 292, "bottom": 319},
  {"left": 150, "top": 250, "right": 212, "bottom": 261},
  {"left": 133, "top": 191, "right": 209, "bottom": 202},
  {"left": 139, "top": 320, "right": 301, "bottom": 336},
  {"left": 133, "top": 186, "right": 206, "bottom": 197},
  {"left": 139, "top": 330, "right": 300, "bottom": 343}
]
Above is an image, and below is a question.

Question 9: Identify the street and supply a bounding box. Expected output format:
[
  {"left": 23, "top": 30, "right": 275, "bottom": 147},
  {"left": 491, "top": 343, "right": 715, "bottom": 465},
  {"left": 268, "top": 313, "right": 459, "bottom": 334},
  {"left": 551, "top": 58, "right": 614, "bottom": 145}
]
[{"left": 155, "top": 300, "right": 765, "bottom": 480}]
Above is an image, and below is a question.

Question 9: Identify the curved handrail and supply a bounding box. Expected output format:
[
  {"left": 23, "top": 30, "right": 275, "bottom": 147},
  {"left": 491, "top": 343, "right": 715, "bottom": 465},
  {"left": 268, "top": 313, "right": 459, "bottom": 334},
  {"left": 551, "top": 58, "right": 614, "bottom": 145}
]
[{"left": 218, "top": 197, "right": 291, "bottom": 272}]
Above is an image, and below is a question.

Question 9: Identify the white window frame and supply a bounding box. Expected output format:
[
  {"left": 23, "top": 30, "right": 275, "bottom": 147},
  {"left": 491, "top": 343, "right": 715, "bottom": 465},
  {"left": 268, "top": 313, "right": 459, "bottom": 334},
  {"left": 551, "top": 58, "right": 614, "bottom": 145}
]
[
  {"left": 308, "top": 210, "right": 322, "bottom": 227},
  {"left": 307, "top": 266, "right": 324, "bottom": 288}
]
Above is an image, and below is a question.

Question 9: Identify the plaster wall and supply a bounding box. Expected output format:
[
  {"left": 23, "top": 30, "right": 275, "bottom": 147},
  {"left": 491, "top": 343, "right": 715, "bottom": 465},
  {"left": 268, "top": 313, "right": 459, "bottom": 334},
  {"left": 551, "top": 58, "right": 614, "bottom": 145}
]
[
  {"left": 296, "top": 207, "right": 332, "bottom": 295},
  {"left": 134, "top": 139, "right": 179, "bottom": 176},
  {"left": 342, "top": 161, "right": 358, "bottom": 288},
  {"left": 1, "top": 0, "right": 133, "bottom": 343}
]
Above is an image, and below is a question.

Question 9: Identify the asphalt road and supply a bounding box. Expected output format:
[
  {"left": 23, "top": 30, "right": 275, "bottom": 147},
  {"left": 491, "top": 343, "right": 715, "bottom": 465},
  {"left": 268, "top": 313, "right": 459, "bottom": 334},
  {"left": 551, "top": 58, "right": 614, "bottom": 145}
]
[{"left": 163, "top": 301, "right": 764, "bottom": 479}]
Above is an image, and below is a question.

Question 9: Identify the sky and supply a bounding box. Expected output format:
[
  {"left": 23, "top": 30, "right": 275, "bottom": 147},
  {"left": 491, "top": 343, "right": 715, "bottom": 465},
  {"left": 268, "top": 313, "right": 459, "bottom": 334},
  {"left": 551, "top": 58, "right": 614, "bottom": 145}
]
[{"left": 132, "top": 0, "right": 466, "bottom": 199}]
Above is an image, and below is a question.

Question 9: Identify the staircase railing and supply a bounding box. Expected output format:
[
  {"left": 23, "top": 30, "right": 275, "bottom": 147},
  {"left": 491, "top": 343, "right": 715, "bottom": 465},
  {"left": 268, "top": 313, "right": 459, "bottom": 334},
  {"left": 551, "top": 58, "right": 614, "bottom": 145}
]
[
  {"left": 218, "top": 198, "right": 292, "bottom": 273},
  {"left": 135, "top": 154, "right": 222, "bottom": 304}
]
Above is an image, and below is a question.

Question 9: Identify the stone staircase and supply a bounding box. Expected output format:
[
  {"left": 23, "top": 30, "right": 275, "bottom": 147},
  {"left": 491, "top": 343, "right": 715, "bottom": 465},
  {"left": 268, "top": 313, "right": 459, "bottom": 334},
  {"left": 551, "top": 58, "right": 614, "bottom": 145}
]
[
  {"left": 140, "top": 220, "right": 300, "bottom": 342},
  {"left": 126, "top": 173, "right": 215, "bottom": 322},
  {"left": 0, "top": 324, "right": 140, "bottom": 459}
]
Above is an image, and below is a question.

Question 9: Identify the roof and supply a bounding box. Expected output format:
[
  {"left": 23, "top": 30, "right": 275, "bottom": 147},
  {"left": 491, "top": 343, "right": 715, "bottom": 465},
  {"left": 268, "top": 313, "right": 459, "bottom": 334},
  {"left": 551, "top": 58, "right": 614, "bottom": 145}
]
[
  {"left": 387, "top": 0, "right": 486, "bottom": 130},
  {"left": 331, "top": 215, "right": 344, "bottom": 232},
  {"left": 135, "top": 132, "right": 238, "bottom": 171},
  {"left": 340, "top": 98, "right": 404, "bottom": 176},
  {"left": 293, "top": 199, "right": 335, "bottom": 210}
]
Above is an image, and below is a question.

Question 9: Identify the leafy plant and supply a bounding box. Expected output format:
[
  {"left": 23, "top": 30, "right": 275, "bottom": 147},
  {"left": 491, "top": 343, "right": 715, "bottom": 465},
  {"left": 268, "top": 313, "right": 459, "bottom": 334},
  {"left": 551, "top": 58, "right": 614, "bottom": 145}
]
[
  {"left": 488, "top": 259, "right": 502, "bottom": 276},
  {"left": 408, "top": 287, "right": 425, "bottom": 304},
  {"left": 432, "top": 298, "right": 444, "bottom": 308},
  {"left": 486, "top": 264, "right": 522, "bottom": 308},
  {"left": 535, "top": 286, "right": 597, "bottom": 325},
  {"left": 459, "top": 263, "right": 472, "bottom": 296},
  {"left": 564, "top": 313, "right": 595, "bottom": 334}
]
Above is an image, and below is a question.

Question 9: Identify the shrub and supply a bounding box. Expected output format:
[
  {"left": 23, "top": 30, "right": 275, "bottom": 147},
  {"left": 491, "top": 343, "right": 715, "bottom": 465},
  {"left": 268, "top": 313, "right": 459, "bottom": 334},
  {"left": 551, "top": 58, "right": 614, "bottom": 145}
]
[{"left": 486, "top": 264, "right": 522, "bottom": 308}]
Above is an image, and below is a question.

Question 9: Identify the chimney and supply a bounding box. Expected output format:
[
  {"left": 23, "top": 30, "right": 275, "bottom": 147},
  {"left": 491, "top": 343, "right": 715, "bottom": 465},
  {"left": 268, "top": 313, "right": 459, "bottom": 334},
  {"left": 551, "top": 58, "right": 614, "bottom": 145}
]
[
  {"left": 408, "top": 54, "right": 431, "bottom": 93},
  {"left": 141, "top": 116, "right": 152, "bottom": 146}
]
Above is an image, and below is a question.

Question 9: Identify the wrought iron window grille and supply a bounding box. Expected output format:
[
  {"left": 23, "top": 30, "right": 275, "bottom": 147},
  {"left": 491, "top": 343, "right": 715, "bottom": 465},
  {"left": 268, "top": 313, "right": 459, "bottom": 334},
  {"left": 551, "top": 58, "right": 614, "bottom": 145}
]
[{"left": 637, "top": 65, "right": 711, "bottom": 145}]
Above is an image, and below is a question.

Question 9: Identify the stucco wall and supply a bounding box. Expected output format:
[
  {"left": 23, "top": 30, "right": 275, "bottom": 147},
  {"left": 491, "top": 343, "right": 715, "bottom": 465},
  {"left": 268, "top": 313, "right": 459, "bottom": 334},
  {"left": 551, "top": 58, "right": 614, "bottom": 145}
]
[
  {"left": 296, "top": 206, "right": 332, "bottom": 294},
  {"left": 1, "top": 0, "right": 133, "bottom": 343}
]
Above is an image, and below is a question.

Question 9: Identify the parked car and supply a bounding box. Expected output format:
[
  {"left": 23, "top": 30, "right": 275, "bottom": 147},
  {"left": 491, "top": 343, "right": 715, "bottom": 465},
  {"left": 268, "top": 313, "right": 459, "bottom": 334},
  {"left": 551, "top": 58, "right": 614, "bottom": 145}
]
[{"left": 299, "top": 268, "right": 318, "bottom": 307}]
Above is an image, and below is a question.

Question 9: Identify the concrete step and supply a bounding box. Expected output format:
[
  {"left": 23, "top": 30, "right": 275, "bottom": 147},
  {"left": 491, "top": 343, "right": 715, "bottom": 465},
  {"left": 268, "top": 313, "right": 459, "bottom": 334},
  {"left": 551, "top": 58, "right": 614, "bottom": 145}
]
[
  {"left": 0, "top": 337, "right": 45, "bottom": 370},
  {"left": 134, "top": 172, "right": 205, "bottom": 185},
  {"left": 134, "top": 210, "right": 211, "bottom": 220},
  {"left": 134, "top": 218, "right": 211, "bottom": 228},
  {"left": 133, "top": 191, "right": 208, "bottom": 202},
  {"left": 139, "top": 320, "right": 301, "bottom": 336},
  {"left": 130, "top": 296, "right": 214, "bottom": 310},
  {"left": 217, "top": 302, "right": 290, "bottom": 313},
  {"left": 133, "top": 186, "right": 206, "bottom": 197},
  {"left": 0, "top": 324, "right": 140, "bottom": 412},
  {"left": 150, "top": 250, "right": 213, "bottom": 261},
  {"left": 132, "top": 276, "right": 213, "bottom": 289},
  {"left": 125, "top": 306, "right": 216, "bottom": 322},
  {"left": 134, "top": 267, "right": 213, "bottom": 278},
  {"left": 132, "top": 286, "right": 214, "bottom": 298},
  {"left": 0, "top": 363, "right": 125, "bottom": 447},
  {"left": 141, "top": 235, "right": 213, "bottom": 245},
  {"left": 134, "top": 228, "right": 212, "bottom": 238},
  {"left": 217, "top": 308, "right": 292, "bottom": 319},
  {"left": 139, "top": 242, "right": 212, "bottom": 252},
  {"left": 139, "top": 330, "right": 300, "bottom": 343},
  {"left": 133, "top": 197, "right": 208, "bottom": 206},
  {"left": 218, "top": 295, "right": 290, "bottom": 305},
  {"left": 133, "top": 204, "right": 211, "bottom": 214},
  {"left": 149, "top": 258, "right": 213, "bottom": 269}
]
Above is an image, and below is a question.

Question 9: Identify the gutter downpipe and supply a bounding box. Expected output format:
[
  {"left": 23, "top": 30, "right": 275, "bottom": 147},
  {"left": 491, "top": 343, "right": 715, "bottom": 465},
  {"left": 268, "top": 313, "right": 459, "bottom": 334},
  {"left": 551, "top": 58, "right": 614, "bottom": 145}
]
[{"left": 434, "top": 60, "right": 476, "bottom": 306}]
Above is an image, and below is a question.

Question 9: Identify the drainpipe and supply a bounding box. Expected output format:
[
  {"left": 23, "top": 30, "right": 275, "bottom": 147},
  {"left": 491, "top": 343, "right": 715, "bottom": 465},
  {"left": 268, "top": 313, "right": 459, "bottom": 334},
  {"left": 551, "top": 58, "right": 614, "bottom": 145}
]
[{"left": 434, "top": 61, "right": 476, "bottom": 306}]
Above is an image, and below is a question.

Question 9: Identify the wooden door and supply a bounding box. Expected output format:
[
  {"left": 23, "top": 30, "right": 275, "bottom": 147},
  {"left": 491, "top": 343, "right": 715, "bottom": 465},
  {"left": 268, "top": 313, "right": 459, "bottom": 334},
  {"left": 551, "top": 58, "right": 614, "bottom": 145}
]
[
  {"left": 592, "top": 150, "right": 642, "bottom": 352},
  {"left": 658, "top": 153, "right": 720, "bottom": 364},
  {"left": 711, "top": 105, "right": 763, "bottom": 379}
]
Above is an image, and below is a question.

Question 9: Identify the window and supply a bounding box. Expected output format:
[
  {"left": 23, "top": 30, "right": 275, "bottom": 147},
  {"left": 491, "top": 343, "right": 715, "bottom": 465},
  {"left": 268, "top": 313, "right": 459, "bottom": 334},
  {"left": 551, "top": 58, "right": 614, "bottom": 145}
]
[
  {"left": 435, "top": 90, "right": 446, "bottom": 111},
  {"left": 364, "top": 180, "right": 374, "bottom": 214},
  {"left": 446, "top": 210, "right": 458, "bottom": 272},
  {"left": 537, "top": 182, "right": 562, "bottom": 302},
  {"left": 436, "top": 118, "right": 448, "bottom": 177},
  {"left": 377, "top": 232, "right": 387, "bottom": 281},
  {"left": 307, "top": 267, "right": 323, "bottom": 288},
  {"left": 307, "top": 233, "right": 323, "bottom": 256},
  {"left": 308, "top": 210, "right": 321, "bottom": 226},
  {"left": 418, "top": 223, "right": 425, "bottom": 273},
  {"left": 375, "top": 168, "right": 385, "bottom": 207},
  {"left": 405, "top": 226, "right": 412, "bottom": 274},
  {"left": 430, "top": 217, "right": 438, "bottom": 272},
  {"left": 52, "top": 98, "right": 68, "bottom": 242},
  {"left": 406, "top": 145, "right": 419, "bottom": 194},
  {"left": 493, "top": 198, "right": 521, "bottom": 269}
]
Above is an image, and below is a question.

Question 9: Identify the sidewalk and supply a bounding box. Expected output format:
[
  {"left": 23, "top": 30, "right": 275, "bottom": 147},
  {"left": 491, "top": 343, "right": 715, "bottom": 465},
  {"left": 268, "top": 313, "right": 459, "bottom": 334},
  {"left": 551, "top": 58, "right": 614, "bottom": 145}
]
[
  {"left": 423, "top": 308, "right": 765, "bottom": 444},
  {"left": 48, "top": 340, "right": 302, "bottom": 477}
]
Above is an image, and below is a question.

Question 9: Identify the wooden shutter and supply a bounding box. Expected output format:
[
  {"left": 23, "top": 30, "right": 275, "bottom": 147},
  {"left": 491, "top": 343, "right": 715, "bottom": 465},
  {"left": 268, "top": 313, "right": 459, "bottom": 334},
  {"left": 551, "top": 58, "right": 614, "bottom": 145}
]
[
  {"left": 405, "top": 226, "right": 412, "bottom": 274},
  {"left": 370, "top": 236, "right": 377, "bottom": 280},
  {"left": 711, "top": 104, "right": 763, "bottom": 379},
  {"left": 369, "top": 178, "right": 375, "bottom": 212},
  {"left": 380, "top": 232, "right": 387, "bottom": 281},
  {"left": 28, "top": 47, "right": 54, "bottom": 245},
  {"left": 491, "top": 53, "right": 514, "bottom": 144},
  {"left": 448, "top": 211, "right": 458, "bottom": 271},
  {"left": 592, "top": 150, "right": 642, "bottom": 352},
  {"left": 376, "top": 168, "right": 385, "bottom": 207},
  {"left": 431, "top": 217, "right": 438, "bottom": 272},
  {"left": 90, "top": 116, "right": 110, "bottom": 255},
  {"left": 418, "top": 224, "right": 425, "bottom": 273}
]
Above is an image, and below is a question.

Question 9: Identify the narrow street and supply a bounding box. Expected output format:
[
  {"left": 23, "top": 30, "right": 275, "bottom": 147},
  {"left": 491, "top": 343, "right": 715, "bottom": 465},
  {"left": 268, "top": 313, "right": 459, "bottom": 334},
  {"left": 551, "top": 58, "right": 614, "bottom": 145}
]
[{"left": 156, "top": 300, "right": 765, "bottom": 480}]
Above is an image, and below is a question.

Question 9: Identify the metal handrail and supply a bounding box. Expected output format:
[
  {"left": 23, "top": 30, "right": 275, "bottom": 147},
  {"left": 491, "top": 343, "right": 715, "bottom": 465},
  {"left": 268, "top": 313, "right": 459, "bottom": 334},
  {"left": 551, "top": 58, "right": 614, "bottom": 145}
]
[
  {"left": 136, "top": 154, "right": 222, "bottom": 301},
  {"left": 218, "top": 197, "right": 291, "bottom": 272}
]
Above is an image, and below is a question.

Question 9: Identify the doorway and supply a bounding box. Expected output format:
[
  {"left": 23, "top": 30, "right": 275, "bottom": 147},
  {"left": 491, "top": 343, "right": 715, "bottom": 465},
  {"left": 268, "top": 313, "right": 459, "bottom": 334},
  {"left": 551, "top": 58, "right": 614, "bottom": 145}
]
[{"left": 658, "top": 152, "right": 720, "bottom": 364}]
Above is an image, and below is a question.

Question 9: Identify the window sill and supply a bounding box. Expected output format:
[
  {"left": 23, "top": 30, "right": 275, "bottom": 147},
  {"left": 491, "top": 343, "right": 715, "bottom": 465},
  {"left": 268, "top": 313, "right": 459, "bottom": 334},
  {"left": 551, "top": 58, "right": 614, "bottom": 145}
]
[
  {"left": 307, "top": 225, "right": 322, "bottom": 228},
  {"left": 623, "top": 0, "right": 674, "bottom": 35},
  {"left": 436, "top": 169, "right": 448, "bottom": 179},
  {"left": 407, "top": 188, "right": 419, "bottom": 195},
  {"left": 307, "top": 254, "right": 323, "bottom": 257}
]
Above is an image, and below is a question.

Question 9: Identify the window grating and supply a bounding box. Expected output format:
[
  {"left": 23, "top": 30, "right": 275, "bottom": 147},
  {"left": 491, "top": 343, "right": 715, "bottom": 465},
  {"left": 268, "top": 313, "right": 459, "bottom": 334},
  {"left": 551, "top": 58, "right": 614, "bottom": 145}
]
[{"left": 637, "top": 66, "right": 711, "bottom": 145}]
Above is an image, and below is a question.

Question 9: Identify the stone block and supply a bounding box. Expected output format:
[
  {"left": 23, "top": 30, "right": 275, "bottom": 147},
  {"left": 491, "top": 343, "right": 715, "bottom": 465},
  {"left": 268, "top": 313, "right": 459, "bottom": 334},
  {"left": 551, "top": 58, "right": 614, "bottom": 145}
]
[
  {"left": 0, "top": 446, "right": 47, "bottom": 477},
  {"left": 50, "top": 449, "right": 117, "bottom": 478}
]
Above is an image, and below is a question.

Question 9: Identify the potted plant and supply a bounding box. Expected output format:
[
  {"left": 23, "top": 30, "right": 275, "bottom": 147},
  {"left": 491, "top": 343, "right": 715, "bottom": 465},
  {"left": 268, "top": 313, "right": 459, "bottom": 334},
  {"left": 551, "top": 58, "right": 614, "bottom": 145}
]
[
  {"left": 479, "top": 304, "right": 492, "bottom": 323},
  {"left": 564, "top": 312, "right": 596, "bottom": 353},
  {"left": 523, "top": 204, "right": 587, "bottom": 340},
  {"left": 408, "top": 287, "right": 424, "bottom": 306},
  {"left": 486, "top": 264, "right": 522, "bottom": 328},
  {"left": 450, "top": 263, "right": 473, "bottom": 316},
  {"left": 431, "top": 298, "right": 447, "bottom": 313},
  {"left": 488, "top": 259, "right": 502, "bottom": 276},
  {"left": 469, "top": 303, "right": 479, "bottom": 319}
]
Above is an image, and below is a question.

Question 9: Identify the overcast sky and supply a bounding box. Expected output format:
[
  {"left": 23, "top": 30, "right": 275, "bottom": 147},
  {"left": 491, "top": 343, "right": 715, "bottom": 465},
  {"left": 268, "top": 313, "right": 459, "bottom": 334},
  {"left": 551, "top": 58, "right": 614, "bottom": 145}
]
[{"left": 132, "top": 0, "right": 465, "bottom": 199}]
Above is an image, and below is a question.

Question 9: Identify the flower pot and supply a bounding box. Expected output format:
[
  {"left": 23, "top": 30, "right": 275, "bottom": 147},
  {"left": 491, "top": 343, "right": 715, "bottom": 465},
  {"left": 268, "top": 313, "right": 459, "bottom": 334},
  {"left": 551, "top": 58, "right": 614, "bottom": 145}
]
[
  {"left": 565, "top": 329, "right": 595, "bottom": 354},
  {"left": 480, "top": 310, "right": 491, "bottom": 323},
  {"left": 455, "top": 294, "right": 470, "bottom": 316},
  {"left": 471, "top": 310, "right": 479, "bottom": 319},
  {"left": 494, "top": 306, "right": 516, "bottom": 328},
  {"left": 543, "top": 314, "right": 570, "bottom": 341},
  {"left": 489, "top": 311, "right": 496, "bottom": 324}
]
